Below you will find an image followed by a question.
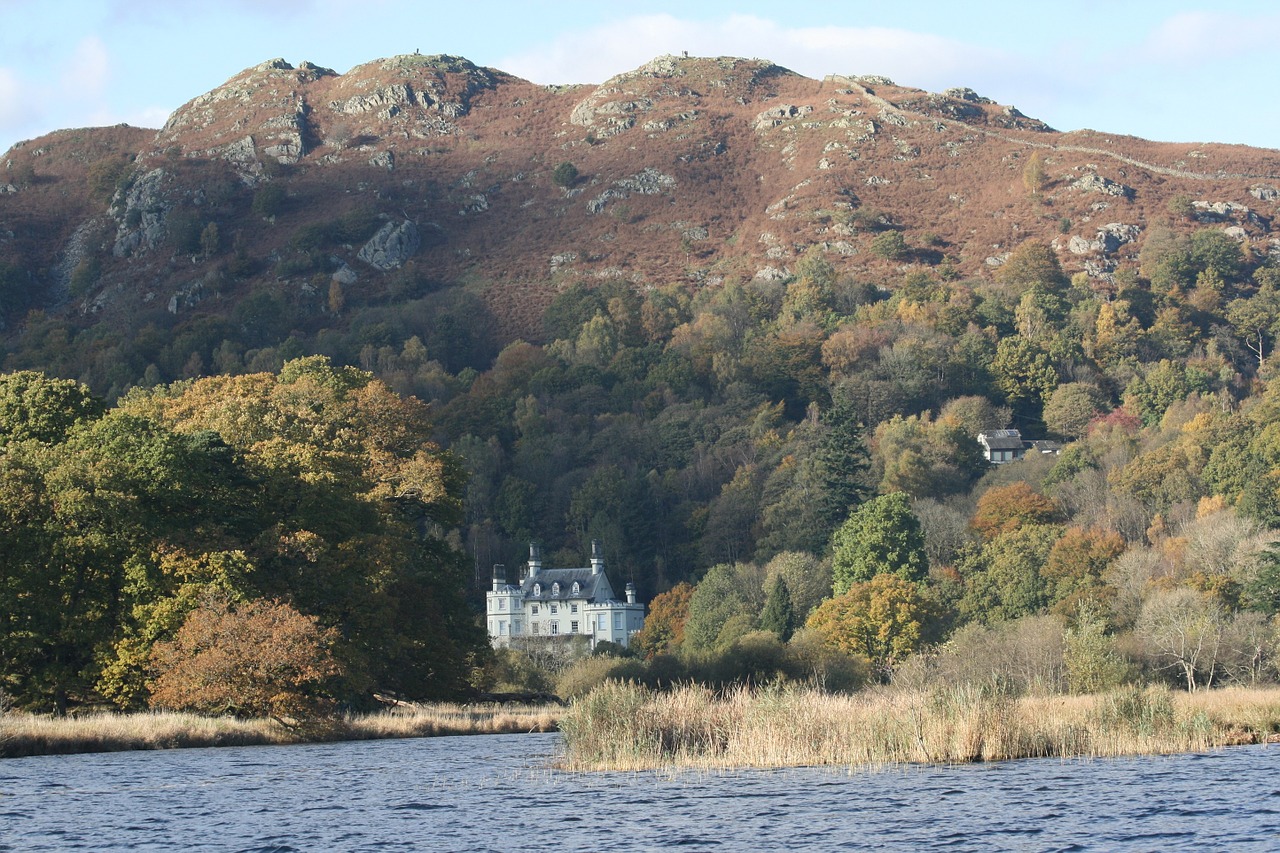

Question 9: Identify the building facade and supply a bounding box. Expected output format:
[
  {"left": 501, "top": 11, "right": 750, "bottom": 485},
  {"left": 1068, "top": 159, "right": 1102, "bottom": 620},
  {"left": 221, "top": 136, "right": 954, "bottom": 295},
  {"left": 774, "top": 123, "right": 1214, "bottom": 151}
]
[{"left": 486, "top": 541, "right": 645, "bottom": 649}]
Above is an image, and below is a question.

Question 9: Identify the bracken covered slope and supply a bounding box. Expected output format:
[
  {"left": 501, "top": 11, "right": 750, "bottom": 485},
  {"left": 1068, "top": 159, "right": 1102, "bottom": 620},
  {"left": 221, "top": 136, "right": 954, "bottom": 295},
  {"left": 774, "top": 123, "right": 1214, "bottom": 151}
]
[{"left": 3, "top": 52, "right": 1280, "bottom": 344}]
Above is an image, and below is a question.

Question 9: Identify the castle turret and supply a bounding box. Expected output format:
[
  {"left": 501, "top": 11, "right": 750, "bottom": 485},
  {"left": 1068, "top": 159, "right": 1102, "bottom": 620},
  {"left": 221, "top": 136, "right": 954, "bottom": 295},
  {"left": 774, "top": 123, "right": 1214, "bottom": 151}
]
[
  {"left": 626, "top": 582, "right": 636, "bottom": 604},
  {"left": 527, "top": 542, "right": 542, "bottom": 579},
  {"left": 491, "top": 563, "right": 506, "bottom": 592},
  {"left": 591, "top": 539, "right": 604, "bottom": 575}
]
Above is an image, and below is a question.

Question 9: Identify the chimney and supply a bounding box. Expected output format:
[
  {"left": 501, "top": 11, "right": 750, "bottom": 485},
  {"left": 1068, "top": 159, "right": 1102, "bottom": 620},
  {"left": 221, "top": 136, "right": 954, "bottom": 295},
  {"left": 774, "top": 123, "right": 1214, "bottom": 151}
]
[
  {"left": 491, "top": 563, "right": 506, "bottom": 592},
  {"left": 527, "top": 542, "right": 541, "bottom": 579},
  {"left": 590, "top": 539, "right": 604, "bottom": 575},
  {"left": 625, "top": 582, "right": 636, "bottom": 605}
]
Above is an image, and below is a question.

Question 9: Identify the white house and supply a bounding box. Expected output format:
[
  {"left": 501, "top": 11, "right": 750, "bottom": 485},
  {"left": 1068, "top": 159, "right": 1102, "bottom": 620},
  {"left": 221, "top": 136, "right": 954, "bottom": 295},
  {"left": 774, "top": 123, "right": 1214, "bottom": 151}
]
[
  {"left": 978, "top": 429, "right": 1027, "bottom": 464},
  {"left": 978, "top": 429, "right": 1063, "bottom": 464},
  {"left": 486, "top": 541, "right": 645, "bottom": 649}
]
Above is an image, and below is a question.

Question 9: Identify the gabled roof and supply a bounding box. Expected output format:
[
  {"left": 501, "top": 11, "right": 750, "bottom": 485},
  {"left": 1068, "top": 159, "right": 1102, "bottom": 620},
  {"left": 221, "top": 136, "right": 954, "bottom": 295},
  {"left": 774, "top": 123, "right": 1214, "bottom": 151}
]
[
  {"left": 521, "top": 567, "right": 611, "bottom": 603},
  {"left": 978, "top": 429, "right": 1024, "bottom": 450}
]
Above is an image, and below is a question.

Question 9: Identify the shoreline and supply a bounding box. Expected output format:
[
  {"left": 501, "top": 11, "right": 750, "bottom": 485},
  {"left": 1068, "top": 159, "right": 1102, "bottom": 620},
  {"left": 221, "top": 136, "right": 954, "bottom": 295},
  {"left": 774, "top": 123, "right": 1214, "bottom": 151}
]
[
  {"left": 0, "top": 703, "right": 563, "bottom": 759},
  {"left": 557, "top": 683, "right": 1280, "bottom": 772}
]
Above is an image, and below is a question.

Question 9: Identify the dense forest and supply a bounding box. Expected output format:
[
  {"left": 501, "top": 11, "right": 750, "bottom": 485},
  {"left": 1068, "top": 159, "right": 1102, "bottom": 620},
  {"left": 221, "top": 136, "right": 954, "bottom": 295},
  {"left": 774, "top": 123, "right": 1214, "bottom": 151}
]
[
  {"left": 0, "top": 358, "right": 484, "bottom": 715},
  {"left": 7, "top": 210, "right": 1280, "bottom": 710}
]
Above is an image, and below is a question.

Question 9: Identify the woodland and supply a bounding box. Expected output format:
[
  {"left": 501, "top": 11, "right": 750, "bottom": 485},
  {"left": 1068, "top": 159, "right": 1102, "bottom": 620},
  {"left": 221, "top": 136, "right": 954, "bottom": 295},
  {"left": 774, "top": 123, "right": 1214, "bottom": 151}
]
[{"left": 6, "top": 205, "right": 1280, "bottom": 714}]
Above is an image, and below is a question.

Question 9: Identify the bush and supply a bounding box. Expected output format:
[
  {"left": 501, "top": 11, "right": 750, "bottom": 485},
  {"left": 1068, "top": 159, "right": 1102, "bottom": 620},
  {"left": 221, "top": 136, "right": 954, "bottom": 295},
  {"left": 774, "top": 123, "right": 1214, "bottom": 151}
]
[
  {"left": 149, "top": 596, "right": 344, "bottom": 723},
  {"left": 251, "top": 183, "right": 287, "bottom": 219},
  {"left": 552, "top": 162, "right": 579, "bottom": 188}
]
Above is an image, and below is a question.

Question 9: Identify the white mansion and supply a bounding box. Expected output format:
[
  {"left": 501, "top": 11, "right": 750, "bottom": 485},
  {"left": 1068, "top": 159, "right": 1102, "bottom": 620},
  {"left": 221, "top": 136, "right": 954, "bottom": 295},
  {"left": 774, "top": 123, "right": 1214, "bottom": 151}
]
[{"left": 485, "top": 541, "right": 646, "bottom": 649}]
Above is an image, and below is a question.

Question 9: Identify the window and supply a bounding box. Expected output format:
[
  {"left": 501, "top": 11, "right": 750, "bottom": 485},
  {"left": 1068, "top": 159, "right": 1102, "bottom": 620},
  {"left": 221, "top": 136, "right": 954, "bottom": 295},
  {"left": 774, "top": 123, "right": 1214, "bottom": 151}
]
[
  {"left": 531, "top": 622, "right": 540, "bottom": 635},
  {"left": 531, "top": 604, "right": 539, "bottom": 615},
  {"left": 499, "top": 621, "right": 507, "bottom": 635},
  {"left": 599, "top": 615, "right": 607, "bottom": 630},
  {"left": 571, "top": 621, "right": 579, "bottom": 633},
  {"left": 498, "top": 599, "right": 506, "bottom": 610},
  {"left": 570, "top": 603, "right": 578, "bottom": 613},
  {"left": 550, "top": 604, "right": 558, "bottom": 614},
  {"left": 552, "top": 582, "right": 560, "bottom": 596},
  {"left": 533, "top": 583, "right": 541, "bottom": 596},
  {"left": 572, "top": 582, "right": 580, "bottom": 595},
  {"left": 550, "top": 622, "right": 559, "bottom": 635},
  {"left": 614, "top": 614, "right": 622, "bottom": 629}
]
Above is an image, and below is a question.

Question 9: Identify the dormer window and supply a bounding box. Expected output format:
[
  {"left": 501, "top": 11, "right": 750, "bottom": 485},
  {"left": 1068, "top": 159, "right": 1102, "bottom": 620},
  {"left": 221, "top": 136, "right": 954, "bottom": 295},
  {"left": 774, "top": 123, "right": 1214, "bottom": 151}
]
[
  {"left": 552, "top": 582, "right": 560, "bottom": 596},
  {"left": 533, "top": 583, "right": 541, "bottom": 596},
  {"left": 572, "top": 582, "right": 580, "bottom": 595}
]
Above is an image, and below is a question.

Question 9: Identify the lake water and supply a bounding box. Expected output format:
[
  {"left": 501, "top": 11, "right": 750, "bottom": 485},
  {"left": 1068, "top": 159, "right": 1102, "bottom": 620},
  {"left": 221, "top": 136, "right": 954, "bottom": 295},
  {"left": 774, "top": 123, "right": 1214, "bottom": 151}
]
[{"left": 1, "top": 733, "right": 1277, "bottom": 851}]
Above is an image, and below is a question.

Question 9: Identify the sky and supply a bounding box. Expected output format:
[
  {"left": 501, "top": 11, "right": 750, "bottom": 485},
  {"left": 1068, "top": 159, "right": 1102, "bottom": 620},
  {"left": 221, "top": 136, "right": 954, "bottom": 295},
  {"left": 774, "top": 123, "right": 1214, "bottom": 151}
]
[{"left": 3, "top": 1, "right": 1279, "bottom": 156}]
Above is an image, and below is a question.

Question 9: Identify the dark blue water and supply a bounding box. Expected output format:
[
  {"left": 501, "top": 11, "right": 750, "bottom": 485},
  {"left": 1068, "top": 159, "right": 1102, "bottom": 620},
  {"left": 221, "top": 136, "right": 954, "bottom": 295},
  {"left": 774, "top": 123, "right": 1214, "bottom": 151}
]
[{"left": 0, "top": 734, "right": 1277, "bottom": 851}]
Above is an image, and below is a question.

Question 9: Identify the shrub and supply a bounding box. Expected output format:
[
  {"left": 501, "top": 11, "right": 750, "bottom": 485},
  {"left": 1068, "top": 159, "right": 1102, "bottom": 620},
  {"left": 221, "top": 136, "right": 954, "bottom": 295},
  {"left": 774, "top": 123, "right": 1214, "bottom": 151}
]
[
  {"left": 552, "top": 162, "right": 579, "bottom": 188},
  {"left": 149, "top": 596, "right": 343, "bottom": 723}
]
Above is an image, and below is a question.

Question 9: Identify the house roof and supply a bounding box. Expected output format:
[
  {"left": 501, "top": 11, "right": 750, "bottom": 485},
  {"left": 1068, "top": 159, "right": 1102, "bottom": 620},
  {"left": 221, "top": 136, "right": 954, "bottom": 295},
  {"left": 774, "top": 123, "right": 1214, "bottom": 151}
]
[
  {"left": 979, "top": 430, "right": 1025, "bottom": 450},
  {"left": 521, "top": 567, "right": 610, "bottom": 602}
]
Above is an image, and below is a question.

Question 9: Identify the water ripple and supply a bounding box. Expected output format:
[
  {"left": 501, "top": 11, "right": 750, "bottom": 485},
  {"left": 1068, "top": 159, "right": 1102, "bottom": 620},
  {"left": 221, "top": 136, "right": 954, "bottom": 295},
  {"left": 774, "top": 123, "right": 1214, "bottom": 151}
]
[{"left": 1, "top": 736, "right": 1278, "bottom": 851}]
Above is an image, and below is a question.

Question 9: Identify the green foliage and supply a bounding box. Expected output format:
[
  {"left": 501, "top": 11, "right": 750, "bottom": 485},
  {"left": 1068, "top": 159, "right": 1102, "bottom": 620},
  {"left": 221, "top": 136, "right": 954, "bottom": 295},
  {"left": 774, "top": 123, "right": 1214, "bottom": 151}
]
[
  {"left": 759, "top": 577, "right": 796, "bottom": 641},
  {"left": 682, "top": 562, "right": 767, "bottom": 654},
  {"left": 870, "top": 230, "right": 909, "bottom": 262},
  {"left": 552, "top": 161, "right": 579, "bottom": 188},
  {"left": 251, "top": 183, "right": 287, "bottom": 219},
  {"left": 830, "top": 492, "right": 928, "bottom": 594},
  {"left": 0, "top": 359, "right": 481, "bottom": 711}
]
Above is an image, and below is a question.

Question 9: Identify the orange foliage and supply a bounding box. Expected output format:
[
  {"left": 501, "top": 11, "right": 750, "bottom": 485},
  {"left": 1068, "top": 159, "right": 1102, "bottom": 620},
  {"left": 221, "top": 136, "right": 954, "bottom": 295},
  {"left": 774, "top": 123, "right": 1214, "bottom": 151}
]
[
  {"left": 971, "top": 482, "right": 1061, "bottom": 540},
  {"left": 149, "top": 596, "right": 343, "bottom": 722}
]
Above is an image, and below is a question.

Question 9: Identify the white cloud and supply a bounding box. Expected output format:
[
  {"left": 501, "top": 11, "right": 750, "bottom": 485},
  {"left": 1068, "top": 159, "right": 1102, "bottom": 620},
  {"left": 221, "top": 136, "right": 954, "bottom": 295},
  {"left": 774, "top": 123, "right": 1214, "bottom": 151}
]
[
  {"left": 62, "top": 36, "right": 112, "bottom": 101},
  {"left": 1141, "top": 11, "right": 1280, "bottom": 64},
  {"left": 0, "top": 68, "right": 31, "bottom": 127}
]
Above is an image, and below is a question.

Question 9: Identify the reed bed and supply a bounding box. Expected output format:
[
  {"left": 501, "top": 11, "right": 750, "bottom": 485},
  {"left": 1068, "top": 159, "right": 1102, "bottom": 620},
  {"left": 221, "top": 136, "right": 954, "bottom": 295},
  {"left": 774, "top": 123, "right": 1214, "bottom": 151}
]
[
  {"left": 558, "top": 682, "right": 1280, "bottom": 771},
  {"left": 0, "top": 703, "right": 563, "bottom": 758}
]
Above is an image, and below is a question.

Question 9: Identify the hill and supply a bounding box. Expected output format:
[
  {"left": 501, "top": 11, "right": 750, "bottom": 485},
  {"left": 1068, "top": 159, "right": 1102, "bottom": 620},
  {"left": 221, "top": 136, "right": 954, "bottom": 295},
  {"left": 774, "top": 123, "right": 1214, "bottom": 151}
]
[{"left": 3, "top": 53, "right": 1278, "bottom": 366}]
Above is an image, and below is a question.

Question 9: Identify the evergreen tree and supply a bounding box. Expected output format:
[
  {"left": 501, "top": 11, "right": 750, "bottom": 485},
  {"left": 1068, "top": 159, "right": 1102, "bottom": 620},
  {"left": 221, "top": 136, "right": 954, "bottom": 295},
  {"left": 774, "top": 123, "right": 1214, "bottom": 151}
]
[
  {"left": 759, "top": 577, "right": 796, "bottom": 642},
  {"left": 815, "top": 396, "right": 871, "bottom": 529}
]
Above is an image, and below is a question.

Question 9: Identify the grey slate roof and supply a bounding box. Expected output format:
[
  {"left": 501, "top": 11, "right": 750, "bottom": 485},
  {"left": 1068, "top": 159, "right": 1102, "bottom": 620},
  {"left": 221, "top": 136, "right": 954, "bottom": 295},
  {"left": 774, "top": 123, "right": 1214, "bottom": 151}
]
[
  {"left": 520, "top": 568, "right": 611, "bottom": 603},
  {"left": 979, "top": 429, "right": 1025, "bottom": 450}
]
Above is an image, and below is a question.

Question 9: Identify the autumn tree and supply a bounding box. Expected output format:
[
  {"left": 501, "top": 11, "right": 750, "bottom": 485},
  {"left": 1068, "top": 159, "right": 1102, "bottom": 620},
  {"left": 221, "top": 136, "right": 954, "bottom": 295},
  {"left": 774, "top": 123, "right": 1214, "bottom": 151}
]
[
  {"left": 1022, "top": 151, "right": 1047, "bottom": 196},
  {"left": 971, "top": 482, "right": 1062, "bottom": 540},
  {"left": 632, "top": 582, "right": 694, "bottom": 657},
  {"left": 149, "top": 596, "right": 344, "bottom": 722},
  {"left": 806, "top": 574, "right": 939, "bottom": 680}
]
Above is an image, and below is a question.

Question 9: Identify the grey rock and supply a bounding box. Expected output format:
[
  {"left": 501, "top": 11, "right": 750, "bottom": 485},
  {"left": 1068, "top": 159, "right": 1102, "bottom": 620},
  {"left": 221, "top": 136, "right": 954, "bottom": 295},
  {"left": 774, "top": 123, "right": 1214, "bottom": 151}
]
[
  {"left": 1067, "top": 236, "right": 1095, "bottom": 255},
  {"left": 168, "top": 279, "right": 205, "bottom": 314},
  {"left": 753, "top": 266, "right": 790, "bottom": 282},
  {"left": 1097, "top": 222, "right": 1141, "bottom": 253},
  {"left": 1071, "top": 174, "right": 1135, "bottom": 199},
  {"left": 357, "top": 220, "right": 420, "bottom": 270},
  {"left": 113, "top": 168, "right": 171, "bottom": 257},
  {"left": 1251, "top": 185, "right": 1278, "bottom": 202},
  {"left": 586, "top": 168, "right": 676, "bottom": 214},
  {"left": 331, "top": 263, "right": 358, "bottom": 286}
]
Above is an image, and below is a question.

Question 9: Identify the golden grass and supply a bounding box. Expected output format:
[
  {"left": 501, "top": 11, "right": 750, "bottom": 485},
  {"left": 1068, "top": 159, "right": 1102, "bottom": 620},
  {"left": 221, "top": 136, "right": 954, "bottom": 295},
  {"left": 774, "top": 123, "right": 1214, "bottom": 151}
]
[
  {"left": 0, "top": 703, "right": 563, "bottom": 758},
  {"left": 558, "top": 682, "right": 1280, "bottom": 772}
]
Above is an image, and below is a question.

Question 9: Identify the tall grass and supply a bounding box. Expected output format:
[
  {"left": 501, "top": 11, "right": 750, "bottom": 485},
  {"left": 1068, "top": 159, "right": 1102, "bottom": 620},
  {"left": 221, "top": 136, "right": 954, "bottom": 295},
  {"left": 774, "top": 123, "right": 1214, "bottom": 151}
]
[
  {"left": 559, "top": 682, "right": 1280, "bottom": 771},
  {"left": 0, "top": 703, "right": 562, "bottom": 758}
]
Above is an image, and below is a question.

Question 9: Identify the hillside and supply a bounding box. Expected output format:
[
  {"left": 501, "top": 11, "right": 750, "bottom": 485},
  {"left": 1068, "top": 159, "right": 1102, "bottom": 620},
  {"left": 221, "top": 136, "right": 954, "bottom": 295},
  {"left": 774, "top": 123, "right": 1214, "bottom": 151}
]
[{"left": 3, "top": 53, "right": 1278, "bottom": 359}]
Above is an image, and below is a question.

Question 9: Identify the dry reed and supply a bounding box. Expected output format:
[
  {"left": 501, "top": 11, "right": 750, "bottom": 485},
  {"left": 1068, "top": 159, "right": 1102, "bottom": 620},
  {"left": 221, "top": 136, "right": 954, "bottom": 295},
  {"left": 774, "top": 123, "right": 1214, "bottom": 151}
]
[
  {"left": 558, "top": 682, "right": 1280, "bottom": 771},
  {"left": 0, "top": 703, "right": 563, "bottom": 759}
]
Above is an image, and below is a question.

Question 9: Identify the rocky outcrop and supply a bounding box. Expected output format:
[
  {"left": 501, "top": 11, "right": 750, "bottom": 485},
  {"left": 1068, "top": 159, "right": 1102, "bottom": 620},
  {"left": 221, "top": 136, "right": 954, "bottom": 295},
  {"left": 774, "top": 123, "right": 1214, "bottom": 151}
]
[
  {"left": 1065, "top": 222, "right": 1142, "bottom": 255},
  {"left": 113, "top": 168, "right": 172, "bottom": 257},
  {"left": 586, "top": 168, "right": 676, "bottom": 214},
  {"left": 1071, "top": 174, "right": 1135, "bottom": 200},
  {"left": 357, "top": 220, "right": 420, "bottom": 270}
]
